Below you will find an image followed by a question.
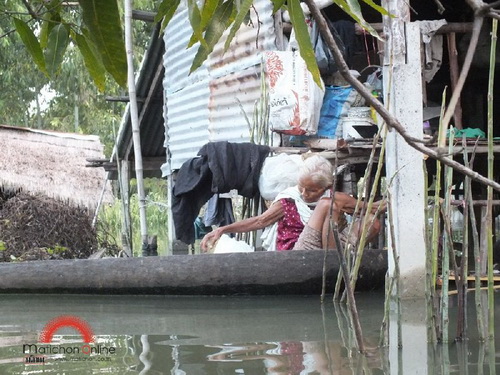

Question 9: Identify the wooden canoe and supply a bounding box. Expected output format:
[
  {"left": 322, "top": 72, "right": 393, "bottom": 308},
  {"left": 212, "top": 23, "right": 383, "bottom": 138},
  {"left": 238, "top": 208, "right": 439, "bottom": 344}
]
[{"left": 0, "top": 249, "right": 387, "bottom": 295}]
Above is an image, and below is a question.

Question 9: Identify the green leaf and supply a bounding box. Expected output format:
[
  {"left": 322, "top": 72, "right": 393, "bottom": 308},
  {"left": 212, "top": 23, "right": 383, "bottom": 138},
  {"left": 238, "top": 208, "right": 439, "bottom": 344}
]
[
  {"left": 187, "top": 0, "right": 208, "bottom": 49},
  {"left": 359, "top": 0, "right": 391, "bottom": 17},
  {"left": 334, "top": 0, "right": 380, "bottom": 39},
  {"left": 40, "top": 4, "right": 62, "bottom": 48},
  {"left": 78, "top": 0, "right": 127, "bottom": 88},
  {"left": 40, "top": 20, "right": 53, "bottom": 49},
  {"left": 200, "top": 0, "right": 222, "bottom": 30},
  {"left": 0, "top": 241, "right": 5, "bottom": 251},
  {"left": 72, "top": 30, "right": 106, "bottom": 91},
  {"left": 287, "top": 0, "right": 322, "bottom": 88},
  {"left": 190, "top": 0, "right": 235, "bottom": 73},
  {"left": 13, "top": 17, "right": 48, "bottom": 76},
  {"left": 45, "top": 24, "right": 69, "bottom": 77},
  {"left": 188, "top": 0, "right": 221, "bottom": 47},
  {"left": 271, "top": 0, "right": 286, "bottom": 14},
  {"left": 155, "top": 0, "right": 181, "bottom": 33},
  {"left": 224, "top": 0, "right": 253, "bottom": 52}
]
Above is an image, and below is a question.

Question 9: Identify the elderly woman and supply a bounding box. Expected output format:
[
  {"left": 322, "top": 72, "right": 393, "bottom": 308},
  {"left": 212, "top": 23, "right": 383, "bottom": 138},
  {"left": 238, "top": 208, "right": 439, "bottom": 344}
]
[{"left": 200, "top": 155, "right": 384, "bottom": 252}]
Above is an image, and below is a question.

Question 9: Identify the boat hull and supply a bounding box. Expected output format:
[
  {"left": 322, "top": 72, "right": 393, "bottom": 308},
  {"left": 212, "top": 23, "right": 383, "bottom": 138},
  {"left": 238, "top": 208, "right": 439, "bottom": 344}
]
[{"left": 0, "top": 250, "right": 387, "bottom": 295}]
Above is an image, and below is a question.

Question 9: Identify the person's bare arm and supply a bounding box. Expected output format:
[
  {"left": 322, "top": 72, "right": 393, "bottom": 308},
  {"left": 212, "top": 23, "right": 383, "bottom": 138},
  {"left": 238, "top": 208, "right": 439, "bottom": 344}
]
[
  {"left": 333, "top": 192, "right": 386, "bottom": 215},
  {"left": 332, "top": 192, "right": 357, "bottom": 214},
  {"left": 200, "top": 201, "right": 285, "bottom": 251}
]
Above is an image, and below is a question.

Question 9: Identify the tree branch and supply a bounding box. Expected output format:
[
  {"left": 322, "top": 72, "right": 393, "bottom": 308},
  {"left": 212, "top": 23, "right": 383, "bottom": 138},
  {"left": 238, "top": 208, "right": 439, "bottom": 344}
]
[
  {"left": 21, "top": 0, "right": 39, "bottom": 19},
  {"left": 483, "top": 0, "right": 500, "bottom": 10},
  {"left": 302, "top": 0, "right": 500, "bottom": 192}
]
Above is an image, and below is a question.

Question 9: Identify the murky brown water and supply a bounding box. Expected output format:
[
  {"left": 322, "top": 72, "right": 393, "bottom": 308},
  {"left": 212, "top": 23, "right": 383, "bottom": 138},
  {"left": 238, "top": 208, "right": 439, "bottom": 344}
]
[{"left": 0, "top": 293, "right": 498, "bottom": 374}]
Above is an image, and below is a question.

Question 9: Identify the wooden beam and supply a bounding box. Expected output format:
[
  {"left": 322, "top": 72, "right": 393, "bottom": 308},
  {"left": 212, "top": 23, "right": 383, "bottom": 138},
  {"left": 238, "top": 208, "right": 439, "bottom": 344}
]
[
  {"left": 371, "top": 22, "right": 474, "bottom": 34},
  {"left": 447, "top": 32, "right": 463, "bottom": 129},
  {"left": 87, "top": 157, "right": 165, "bottom": 172},
  {"left": 283, "top": 21, "right": 474, "bottom": 35},
  {"left": 451, "top": 200, "right": 500, "bottom": 206}
]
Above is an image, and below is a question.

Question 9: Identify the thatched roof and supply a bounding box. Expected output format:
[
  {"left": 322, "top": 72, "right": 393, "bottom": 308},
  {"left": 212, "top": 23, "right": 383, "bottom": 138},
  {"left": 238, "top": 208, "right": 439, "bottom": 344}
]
[{"left": 0, "top": 125, "right": 113, "bottom": 209}]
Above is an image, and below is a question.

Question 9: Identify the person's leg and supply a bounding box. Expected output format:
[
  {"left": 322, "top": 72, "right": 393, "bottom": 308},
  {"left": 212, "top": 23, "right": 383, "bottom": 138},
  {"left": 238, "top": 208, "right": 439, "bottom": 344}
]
[
  {"left": 300, "top": 199, "right": 383, "bottom": 250},
  {"left": 348, "top": 214, "right": 381, "bottom": 246},
  {"left": 305, "top": 198, "right": 340, "bottom": 249}
]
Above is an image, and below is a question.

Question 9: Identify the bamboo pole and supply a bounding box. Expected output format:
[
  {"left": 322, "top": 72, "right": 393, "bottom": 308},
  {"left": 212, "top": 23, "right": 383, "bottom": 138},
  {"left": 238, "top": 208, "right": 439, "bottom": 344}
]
[
  {"left": 486, "top": 18, "right": 497, "bottom": 340},
  {"left": 124, "top": 0, "right": 148, "bottom": 248}
]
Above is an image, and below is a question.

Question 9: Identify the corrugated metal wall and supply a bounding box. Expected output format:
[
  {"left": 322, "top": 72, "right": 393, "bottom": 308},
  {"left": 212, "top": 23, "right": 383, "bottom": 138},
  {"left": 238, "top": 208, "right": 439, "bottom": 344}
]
[{"left": 163, "top": 0, "right": 279, "bottom": 171}]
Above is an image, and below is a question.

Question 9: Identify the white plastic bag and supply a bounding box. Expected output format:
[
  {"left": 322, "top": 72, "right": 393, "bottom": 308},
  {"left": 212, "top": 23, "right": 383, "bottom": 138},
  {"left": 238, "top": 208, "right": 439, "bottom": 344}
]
[
  {"left": 213, "top": 234, "right": 255, "bottom": 253},
  {"left": 264, "top": 51, "right": 324, "bottom": 136},
  {"left": 258, "top": 154, "right": 304, "bottom": 201}
]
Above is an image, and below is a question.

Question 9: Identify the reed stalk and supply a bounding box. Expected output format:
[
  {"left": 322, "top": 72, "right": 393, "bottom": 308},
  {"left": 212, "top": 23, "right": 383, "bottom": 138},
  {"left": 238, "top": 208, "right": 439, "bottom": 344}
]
[
  {"left": 442, "top": 199, "right": 466, "bottom": 339},
  {"left": 429, "top": 94, "right": 446, "bottom": 341},
  {"left": 333, "top": 132, "right": 385, "bottom": 302},
  {"left": 457, "top": 136, "right": 470, "bottom": 340},
  {"left": 321, "top": 151, "right": 340, "bottom": 302},
  {"left": 478, "top": 341, "right": 486, "bottom": 375},
  {"left": 320, "top": 304, "right": 334, "bottom": 374},
  {"left": 488, "top": 339, "right": 496, "bottom": 374},
  {"left": 378, "top": 274, "right": 393, "bottom": 347},
  {"left": 332, "top": 220, "right": 366, "bottom": 353},
  {"left": 486, "top": 18, "right": 496, "bottom": 340},
  {"left": 441, "top": 343, "right": 451, "bottom": 375},
  {"left": 333, "top": 301, "right": 350, "bottom": 351},
  {"left": 456, "top": 341, "right": 470, "bottom": 375},
  {"left": 440, "top": 128, "right": 455, "bottom": 343},
  {"left": 424, "top": 162, "right": 439, "bottom": 344},
  {"left": 439, "top": 127, "right": 466, "bottom": 340},
  {"left": 386, "top": 189, "right": 402, "bottom": 349},
  {"left": 240, "top": 63, "right": 270, "bottom": 146},
  {"left": 349, "top": 125, "right": 388, "bottom": 291},
  {"left": 463, "top": 140, "right": 486, "bottom": 339},
  {"left": 333, "top": 250, "right": 345, "bottom": 301}
]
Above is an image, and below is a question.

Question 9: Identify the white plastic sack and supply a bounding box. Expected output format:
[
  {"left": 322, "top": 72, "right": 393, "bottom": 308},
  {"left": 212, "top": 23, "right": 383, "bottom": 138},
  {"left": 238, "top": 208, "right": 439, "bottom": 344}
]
[
  {"left": 264, "top": 51, "right": 324, "bottom": 136},
  {"left": 213, "top": 234, "right": 255, "bottom": 253},
  {"left": 258, "top": 154, "right": 304, "bottom": 201}
]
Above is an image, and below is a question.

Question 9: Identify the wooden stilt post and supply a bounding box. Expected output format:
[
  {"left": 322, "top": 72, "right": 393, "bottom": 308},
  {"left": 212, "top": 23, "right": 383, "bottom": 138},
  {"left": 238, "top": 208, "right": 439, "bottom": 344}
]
[
  {"left": 447, "top": 32, "right": 464, "bottom": 129},
  {"left": 120, "top": 160, "right": 133, "bottom": 257}
]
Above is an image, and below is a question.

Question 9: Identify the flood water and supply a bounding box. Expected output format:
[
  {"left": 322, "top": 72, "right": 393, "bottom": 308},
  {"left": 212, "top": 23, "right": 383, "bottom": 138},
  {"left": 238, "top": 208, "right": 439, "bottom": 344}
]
[{"left": 0, "top": 292, "right": 498, "bottom": 374}]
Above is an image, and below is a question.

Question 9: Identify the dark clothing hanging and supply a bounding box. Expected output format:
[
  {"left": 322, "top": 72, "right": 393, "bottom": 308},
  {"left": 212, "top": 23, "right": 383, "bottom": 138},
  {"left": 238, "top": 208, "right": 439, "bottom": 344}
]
[
  {"left": 203, "top": 194, "right": 235, "bottom": 228},
  {"left": 329, "top": 20, "right": 358, "bottom": 66},
  {"left": 171, "top": 156, "right": 214, "bottom": 245},
  {"left": 198, "top": 141, "right": 270, "bottom": 197},
  {"left": 172, "top": 141, "right": 270, "bottom": 244}
]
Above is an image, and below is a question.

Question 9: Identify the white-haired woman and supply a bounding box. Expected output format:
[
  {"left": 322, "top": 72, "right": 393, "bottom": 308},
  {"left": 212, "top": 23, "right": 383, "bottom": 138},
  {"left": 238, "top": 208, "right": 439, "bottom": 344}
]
[{"left": 200, "top": 155, "right": 384, "bottom": 252}]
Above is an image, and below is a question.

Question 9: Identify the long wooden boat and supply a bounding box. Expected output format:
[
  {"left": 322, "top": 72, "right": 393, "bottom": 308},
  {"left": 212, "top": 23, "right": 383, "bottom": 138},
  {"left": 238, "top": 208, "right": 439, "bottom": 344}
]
[{"left": 0, "top": 249, "right": 387, "bottom": 295}]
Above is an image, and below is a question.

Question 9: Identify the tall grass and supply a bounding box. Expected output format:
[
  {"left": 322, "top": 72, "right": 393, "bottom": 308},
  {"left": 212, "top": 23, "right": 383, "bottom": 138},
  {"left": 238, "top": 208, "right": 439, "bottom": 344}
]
[{"left": 97, "top": 178, "right": 169, "bottom": 256}]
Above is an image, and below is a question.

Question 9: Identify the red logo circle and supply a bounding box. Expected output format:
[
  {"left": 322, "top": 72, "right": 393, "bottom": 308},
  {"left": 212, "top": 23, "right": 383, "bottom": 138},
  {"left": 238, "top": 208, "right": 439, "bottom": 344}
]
[{"left": 39, "top": 315, "right": 94, "bottom": 343}]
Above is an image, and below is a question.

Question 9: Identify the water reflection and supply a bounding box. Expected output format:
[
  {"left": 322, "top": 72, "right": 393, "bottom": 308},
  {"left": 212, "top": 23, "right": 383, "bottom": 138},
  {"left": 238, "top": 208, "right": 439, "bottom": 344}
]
[{"left": 0, "top": 293, "right": 497, "bottom": 374}]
